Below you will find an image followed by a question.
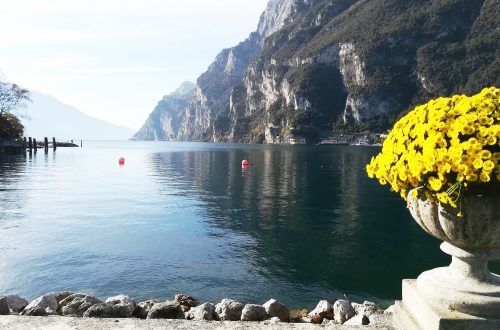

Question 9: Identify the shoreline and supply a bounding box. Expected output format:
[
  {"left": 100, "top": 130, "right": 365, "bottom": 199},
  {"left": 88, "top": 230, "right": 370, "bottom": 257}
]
[
  {"left": 0, "top": 292, "right": 395, "bottom": 329},
  {"left": 0, "top": 315, "right": 394, "bottom": 329}
]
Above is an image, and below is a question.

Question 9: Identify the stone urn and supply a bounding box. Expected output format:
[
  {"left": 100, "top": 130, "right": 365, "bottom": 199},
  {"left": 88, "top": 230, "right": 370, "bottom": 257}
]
[{"left": 407, "top": 189, "right": 500, "bottom": 318}]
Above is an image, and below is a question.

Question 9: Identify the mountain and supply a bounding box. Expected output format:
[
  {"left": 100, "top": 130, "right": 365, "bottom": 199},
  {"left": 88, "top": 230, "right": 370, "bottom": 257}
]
[
  {"left": 132, "top": 81, "right": 195, "bottom": 141},
  {"left": 21, "top": 91, "right": 135, "bottom": 140},
  {"left": 135, "top": 0, "right": 499, "bottom": 143}
]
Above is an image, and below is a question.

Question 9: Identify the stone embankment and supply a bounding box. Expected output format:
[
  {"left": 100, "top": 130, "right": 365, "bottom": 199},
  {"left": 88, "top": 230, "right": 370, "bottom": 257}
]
[{"left": 0, "top": 293, "right": 394, "bottom": 329}]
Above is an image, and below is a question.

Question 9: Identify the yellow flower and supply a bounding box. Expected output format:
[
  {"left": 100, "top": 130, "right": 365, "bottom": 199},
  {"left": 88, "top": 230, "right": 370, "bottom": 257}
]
[
  {"left": 366, "top": 86, "right": 500, "bottom": 208},
  {"left": 480, "top": 172, "right": 491, "bottom": 182}
]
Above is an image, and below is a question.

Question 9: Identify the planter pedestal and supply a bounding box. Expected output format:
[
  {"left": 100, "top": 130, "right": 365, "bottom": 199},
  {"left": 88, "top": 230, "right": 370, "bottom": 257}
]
[
  {"left": 393, "top": 242, "right": 500, "bottom": 330},
  {"left": 394, "top": 279, "right": 500, "bottom": 330}
]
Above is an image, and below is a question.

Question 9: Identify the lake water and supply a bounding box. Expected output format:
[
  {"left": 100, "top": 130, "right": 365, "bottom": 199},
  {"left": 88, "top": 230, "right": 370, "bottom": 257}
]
[{"left": 2, "top": 141, "right": 492, "bottom": 309}]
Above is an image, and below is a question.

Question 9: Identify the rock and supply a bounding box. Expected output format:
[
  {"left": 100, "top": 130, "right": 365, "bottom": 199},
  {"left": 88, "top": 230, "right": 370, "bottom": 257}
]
[
  {"left": 322, "top": 320, "right": 336, "bottom": 326},
  {"left": 83, "top": 303, "right": 124, "bottom": 318},
  {"left": 215, "top": 299, "right": 244, "bottom": 321},
  {"left": 299, "top": 317, "right": 312, "bottom": 323},
  {"left": 0, "top": 297, "right": 10, "bottom": 315},
  {"left": 307, "top": 300, "right": 333, "bottom": 324},
  {"left": 289, "top": 308, "right": 308, "bottom": 322},
  {"left": 53, "top": 292, "right": 73, "bottom": 304},
  {"left": 241, "top": 304, "right": 267, "bottom": 321},
  {"left": 59, "top": 293, "right": 102, "bottom": 317},
  {"left": 268, "top": 316, "right": 281, "bottom": 323},
  {"left": 174, "top": 294, "right": 197, "bottom": 307},
  {"left": 0, "top": 295, "right": 28, "bottom": 313},
  {"left": 21, "top": 293, "right": 60, "bottom": 316},
  {"left": 147, "top": 301, "right": 184, "bottom": 319},
  {"left": 384, "top": 304, "right": 395, "bottom": 314},
  {"left": 105, "top": 295, "right": 136, "bottom": 318},
  {"left": 262, "top": 299, "right": 289, "bottom": 322},
  {"left": 369, "top": 312, "right": 392, "bottom": 326},
  {"left": 333, "top": 299, "right": 355, "bottom": 324},
  {"left": 180, "top": 305, "right": 190, "bottom": 313},
  {"left": 344, "top": 314, "right": 370, "bottom": 325},
  {"left": 132, "top": 300, "right": 158, "bottom": 319},
  {"left": 185, "top": 302, "right": 217, "bottom": 321},
  {"left": 352, "top": 300, "right": 379, "bottom": 316}
]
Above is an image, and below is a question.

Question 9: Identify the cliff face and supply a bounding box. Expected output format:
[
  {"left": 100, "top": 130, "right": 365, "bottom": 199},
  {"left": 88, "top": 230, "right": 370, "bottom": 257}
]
[
  {"left": 134, "top": 0, "right": 499, "bottom": 143},
  {"left": 132, "top": 82, "right": 195, "bottom": 141}
]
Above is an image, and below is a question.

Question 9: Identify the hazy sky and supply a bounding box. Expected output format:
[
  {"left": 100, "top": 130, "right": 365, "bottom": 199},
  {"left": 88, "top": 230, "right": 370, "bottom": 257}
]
[{"left": 0, "top": 0, "right": 269, "bottom": 129}]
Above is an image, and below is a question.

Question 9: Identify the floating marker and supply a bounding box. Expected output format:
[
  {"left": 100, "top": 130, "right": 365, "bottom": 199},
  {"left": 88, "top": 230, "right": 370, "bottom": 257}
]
[
  {"left": 118, "top": 157, "right": 125, "bottom": 165},
  {"left": 242, "top": 159, "right": 249, "bottom": 168}
]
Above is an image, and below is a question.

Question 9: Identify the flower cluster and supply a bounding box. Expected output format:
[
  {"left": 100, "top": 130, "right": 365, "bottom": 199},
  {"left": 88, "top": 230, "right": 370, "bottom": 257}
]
[{"left": 366, "top": 87, "right": 500, "bottom": 207}]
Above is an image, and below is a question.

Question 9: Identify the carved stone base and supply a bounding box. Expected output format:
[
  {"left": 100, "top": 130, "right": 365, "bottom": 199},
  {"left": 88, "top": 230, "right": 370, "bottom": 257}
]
[{"left": 393, "top": 280, "right": 500, "bottom": 330}]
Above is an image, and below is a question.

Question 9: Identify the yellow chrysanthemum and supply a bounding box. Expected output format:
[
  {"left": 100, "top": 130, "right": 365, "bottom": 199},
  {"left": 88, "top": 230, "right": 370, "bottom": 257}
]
[{"left": 365, "top": 87, "right": 500, "bottom": 208}]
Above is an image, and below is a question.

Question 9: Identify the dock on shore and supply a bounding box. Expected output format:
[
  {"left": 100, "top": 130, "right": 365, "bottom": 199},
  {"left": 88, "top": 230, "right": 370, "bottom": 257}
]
[{"left": 0, "top": 137, "right": 80, "bottom": 154}]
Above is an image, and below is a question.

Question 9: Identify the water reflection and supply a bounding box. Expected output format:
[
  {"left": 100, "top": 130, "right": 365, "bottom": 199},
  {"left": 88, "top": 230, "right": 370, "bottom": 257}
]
[
  {"left": 147, "top": 146, "right": 446, "bottom": 305},
  {"left": 2, "top": 143, "right": 480, "bottom": 309}
]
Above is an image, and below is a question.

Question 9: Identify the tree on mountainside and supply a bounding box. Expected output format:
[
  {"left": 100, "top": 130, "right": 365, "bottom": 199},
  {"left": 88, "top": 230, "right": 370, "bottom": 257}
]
[{"left": 0, "top": 80, "right": 31, "bottom": 139}]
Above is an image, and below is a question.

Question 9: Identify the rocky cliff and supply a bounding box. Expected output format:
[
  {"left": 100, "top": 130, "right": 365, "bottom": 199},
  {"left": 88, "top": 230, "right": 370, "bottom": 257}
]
[
  {"left": 134, "top": 0, "right": 499, "bottom": 143},
  {"left": 132, "top": 82, "right": 195, "bottom": 141}
]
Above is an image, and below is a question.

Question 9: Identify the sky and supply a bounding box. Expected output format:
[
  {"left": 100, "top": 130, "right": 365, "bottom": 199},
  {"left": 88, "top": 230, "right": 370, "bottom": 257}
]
[{"left": 0, "top": 0, "right": 269, "bottom": 130}]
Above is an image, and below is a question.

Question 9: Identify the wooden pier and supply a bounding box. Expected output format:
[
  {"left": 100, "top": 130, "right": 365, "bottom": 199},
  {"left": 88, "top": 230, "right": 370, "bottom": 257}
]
[{"left": 0, "top": 137, "right": 80, "bottom": 154}]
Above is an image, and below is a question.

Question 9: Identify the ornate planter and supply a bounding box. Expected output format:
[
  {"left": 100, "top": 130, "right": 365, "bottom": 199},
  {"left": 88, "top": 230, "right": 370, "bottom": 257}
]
[{"left": 407, "top": 189, "right": 500, "bottom": 317}]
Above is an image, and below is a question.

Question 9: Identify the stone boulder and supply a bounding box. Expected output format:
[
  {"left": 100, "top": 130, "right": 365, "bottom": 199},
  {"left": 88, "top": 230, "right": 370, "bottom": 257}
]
[
  {"left": 0, "top": 295, "right": 28, "bottom": 313},
  {"left": 59, "top": 293, "right": 102, "bottom": 317},
  {"left": 268, "top": 316, "right": 281, "bottom": 323},
  {"left": 352, "top": 300, "right": 379, "bottom": 316},
  {"left": 132, "top": 300, "right": 158, "bottom": 319},
  {"left": 262, "top": 299, "right": 289, "bottom": 322},
  {"left": 241, "top": 304, "right": 267, "bottom": 321},
  {"left": 307, "top": 300, "right": 333, "bottom": 324},
  {"left": 333, "top": 299, "right": 355, "bottom": 324},
  {"left": 215, "top": 299, "right": 244, "bottom": 321},
  {"left": 185, "top": 302, "right": 217, "bottom": 320},
  {"left": 105, "top": 295, "right": 136, "bottom": 318},
  {"left": 344, "top": 314, "right": 370, "bottom": 325},
  {"left": 147, "top": 301, "right": 184, "bottom": 319},
  {"left": 174, "top": 294, "right": 197, "bottom": 308},
  {"left": 83, "top": 303, "right": 124, "bottom": 318},
  {"left": 21, "top": 292, "right": 72, "bottom": 316},
  {"left": 0, "top": 297, "right": 9, "bottom": 315}
]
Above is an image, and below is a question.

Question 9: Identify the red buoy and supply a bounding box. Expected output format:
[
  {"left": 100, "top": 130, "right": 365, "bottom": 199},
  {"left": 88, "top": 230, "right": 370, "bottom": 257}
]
[
  {"left": 118, "top": 157, "right": 125, "bottom": 165},
  {"left": 241, "top": 159, "right": 249, "bottom": 168}
]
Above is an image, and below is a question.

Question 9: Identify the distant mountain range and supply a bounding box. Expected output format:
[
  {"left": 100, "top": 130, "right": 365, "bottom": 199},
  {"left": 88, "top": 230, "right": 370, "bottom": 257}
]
[
  {"left": 134, "top": 0, "right": 499, "bottom": 143},
  {"left": 21, "top": 91, "right": 135, "bottom": 140}
]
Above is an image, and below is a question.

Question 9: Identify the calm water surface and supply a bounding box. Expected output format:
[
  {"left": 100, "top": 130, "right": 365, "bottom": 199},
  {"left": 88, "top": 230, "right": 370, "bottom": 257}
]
[{"left": 2, "top": 141, "right": 489, "bottom": 308}]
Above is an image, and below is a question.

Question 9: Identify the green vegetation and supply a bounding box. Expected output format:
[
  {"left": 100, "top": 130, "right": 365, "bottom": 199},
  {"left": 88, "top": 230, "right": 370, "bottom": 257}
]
[
  {"left": 0, "top": 113, "right": 24, "bottom": 139},
  {"left": 0, "top": 80, "right": 30, "bottom": 139}
]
